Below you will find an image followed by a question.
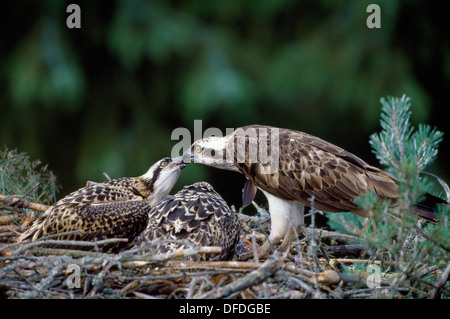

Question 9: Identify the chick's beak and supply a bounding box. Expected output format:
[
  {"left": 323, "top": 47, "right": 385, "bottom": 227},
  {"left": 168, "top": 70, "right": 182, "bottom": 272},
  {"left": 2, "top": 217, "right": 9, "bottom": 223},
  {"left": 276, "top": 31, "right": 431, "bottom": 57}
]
[{"left": 171, "top": 156, "right": 187, "bottom": 169}]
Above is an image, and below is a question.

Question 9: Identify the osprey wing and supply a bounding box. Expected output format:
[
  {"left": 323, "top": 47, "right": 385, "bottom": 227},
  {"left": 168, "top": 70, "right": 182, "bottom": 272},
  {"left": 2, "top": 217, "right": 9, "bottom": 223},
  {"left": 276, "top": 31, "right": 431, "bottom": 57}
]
[
  {"left": 235, "top": 125, "right": 400, "bottom": 215},
  {"left": 21, "top": 200, "right": 151, "bottom": 252}
]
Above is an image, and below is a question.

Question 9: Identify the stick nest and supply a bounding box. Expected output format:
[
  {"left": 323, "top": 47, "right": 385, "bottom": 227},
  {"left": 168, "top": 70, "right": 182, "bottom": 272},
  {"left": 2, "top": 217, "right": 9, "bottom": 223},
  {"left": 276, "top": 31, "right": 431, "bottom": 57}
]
[{"left": 1, "top": 202, "right": 448, "bottom": 299}]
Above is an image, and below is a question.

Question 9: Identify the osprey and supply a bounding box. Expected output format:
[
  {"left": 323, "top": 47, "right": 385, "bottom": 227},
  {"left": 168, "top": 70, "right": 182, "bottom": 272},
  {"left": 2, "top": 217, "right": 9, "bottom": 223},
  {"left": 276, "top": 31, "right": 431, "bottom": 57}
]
[
  {"left": 186, "top": 124, "right": 440, "bottom": 259},
  {"left": 17, "top": 157, "right": 185, "bottom": 252},
  {"left": 133, "top": 182, "right": 240, "bottom": 261}
]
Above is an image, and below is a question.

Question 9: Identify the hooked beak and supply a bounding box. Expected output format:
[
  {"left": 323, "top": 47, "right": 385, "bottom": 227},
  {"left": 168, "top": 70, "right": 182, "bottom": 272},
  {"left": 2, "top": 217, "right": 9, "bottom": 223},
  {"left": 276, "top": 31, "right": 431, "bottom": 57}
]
[{"left": 171, "top": 156, "right": 187, "bottom": 169}]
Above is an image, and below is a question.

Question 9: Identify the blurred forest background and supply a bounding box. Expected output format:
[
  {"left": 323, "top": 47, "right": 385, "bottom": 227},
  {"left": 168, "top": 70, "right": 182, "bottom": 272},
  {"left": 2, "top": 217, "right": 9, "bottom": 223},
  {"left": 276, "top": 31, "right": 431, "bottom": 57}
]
[{"left": 1, "top": 0, "right": 449, "bottom": 212}]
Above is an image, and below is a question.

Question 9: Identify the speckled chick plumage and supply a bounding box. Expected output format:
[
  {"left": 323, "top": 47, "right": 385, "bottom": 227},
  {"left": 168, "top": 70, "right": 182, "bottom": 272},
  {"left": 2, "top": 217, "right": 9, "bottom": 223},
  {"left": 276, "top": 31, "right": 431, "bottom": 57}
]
[
  {"left": 17, "top": 157, "right": 185, "bottom": 252},
  {"left": 133, "top": 182, "right": 240, "bottom": 261}
]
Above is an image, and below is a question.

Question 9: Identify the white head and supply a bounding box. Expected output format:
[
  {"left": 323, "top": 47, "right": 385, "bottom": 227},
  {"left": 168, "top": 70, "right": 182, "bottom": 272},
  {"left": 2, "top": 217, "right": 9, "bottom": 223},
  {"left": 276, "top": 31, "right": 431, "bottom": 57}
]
[
  {"left": 142, "top": 156, "right": 186, "bottom": 205},
  {"left": 183, "top": 136, "right": 239, "bottom": 172}
]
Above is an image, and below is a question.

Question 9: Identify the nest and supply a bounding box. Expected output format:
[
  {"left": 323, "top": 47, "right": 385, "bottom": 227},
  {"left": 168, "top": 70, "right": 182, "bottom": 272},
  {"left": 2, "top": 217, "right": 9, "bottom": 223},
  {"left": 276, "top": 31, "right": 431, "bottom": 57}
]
[{"left": 1, "top": 196, "right": 448, "bottom": 299}]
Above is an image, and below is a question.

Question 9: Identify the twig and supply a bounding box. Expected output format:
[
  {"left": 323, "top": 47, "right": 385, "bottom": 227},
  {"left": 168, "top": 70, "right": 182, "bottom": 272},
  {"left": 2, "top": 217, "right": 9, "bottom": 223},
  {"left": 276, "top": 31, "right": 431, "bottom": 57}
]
[
  {"left": 13, "top": 238, "right": 128, "bottom": 255},
  {"left": 318, "top": 257, "right": 396, "bottom": 266},
  {"left": 428, "top": 261, "right": 450, "bottom": 299},
  {"left": 400, "top": 219, "right": 427, "bottom": 261},
  {"left": 0, "top": 193, "right": 49, "bottom": 213},
  {"left": 5, "top": 230, "right": 82, "bottom": 251},
  {"left": 414, "top": 223, "right": 450, "bottom": 253},
  {"left": 167, "top": 260, "right": 263, "bottom": 271},
  {"left": 196, "top": 257, "right": 283, "bottom": 299},
  {"left": 304, "top": 227, "right": 356, "bottom": 243},
  {"left": 121, "top": 246, "right": 224, "bottom": 267},
  {"left": 287, "top": 276, "right": 318, "bottom": 296},
  {"left": 186, "top": 277, "right": 201, "bottom": 299},
  {"left": 132, "top": 291, "right": 158, "bottom": 299},
  {"left": 251, "top": 201, "right": 270, "bottom": 218},
  {"left": 250, "top": 231, "right": 260, "bottom": 263},
  {"left": 28, "top": 247, "right": 116, "bottom": 258},
  {"left": 0, "top": 183, "right": 40, "bottom": 209}
]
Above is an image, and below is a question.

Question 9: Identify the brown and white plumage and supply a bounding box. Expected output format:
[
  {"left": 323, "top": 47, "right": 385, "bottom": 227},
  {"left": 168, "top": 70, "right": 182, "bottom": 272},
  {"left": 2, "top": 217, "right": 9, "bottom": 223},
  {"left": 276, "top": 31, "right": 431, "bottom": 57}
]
[
  {"left": 133, "top": 182, "right": 240, "bottom": 261},
  {"left": 186, "top": 124, "right": 437, "bottom": 259},
  {"left": 233, "top": 125, "right": 399, "bottom": 215},
  {"left": 17, "top": 157, "right": 185, "bottom": 252}
]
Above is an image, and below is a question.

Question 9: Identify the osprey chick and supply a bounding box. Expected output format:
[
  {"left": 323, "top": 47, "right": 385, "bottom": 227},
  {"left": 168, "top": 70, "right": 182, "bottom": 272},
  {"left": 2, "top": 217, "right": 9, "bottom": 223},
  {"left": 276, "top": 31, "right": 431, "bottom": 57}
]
[
  {"left": 133, "top": 182, "right": 240, "bottom": 261},
  {"left": 186, "top": 125, "right": 439, "bottom": 259},
  {"left": 17, "top": 157, "right": 185, "bottom": 252}
]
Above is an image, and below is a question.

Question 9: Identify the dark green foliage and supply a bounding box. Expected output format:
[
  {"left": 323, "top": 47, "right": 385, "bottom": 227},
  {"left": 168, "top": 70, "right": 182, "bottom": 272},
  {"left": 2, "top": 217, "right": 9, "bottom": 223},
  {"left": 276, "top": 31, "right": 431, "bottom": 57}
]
[{"left": 1, "top": 1, "right": 449, "bottom": 204}]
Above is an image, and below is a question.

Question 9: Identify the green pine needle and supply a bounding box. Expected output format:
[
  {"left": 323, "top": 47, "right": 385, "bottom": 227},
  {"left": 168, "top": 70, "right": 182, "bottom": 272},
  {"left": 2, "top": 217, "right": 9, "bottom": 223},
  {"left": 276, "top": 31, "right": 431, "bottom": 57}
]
[{"left": 369, "top": 94, "right": 443, "bottom": 178}]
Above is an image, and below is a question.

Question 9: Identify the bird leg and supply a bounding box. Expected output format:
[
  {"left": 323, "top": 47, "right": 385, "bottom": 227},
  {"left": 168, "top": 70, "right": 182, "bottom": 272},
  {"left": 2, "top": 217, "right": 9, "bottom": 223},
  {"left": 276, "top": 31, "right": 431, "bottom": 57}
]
[
  {"left": 238, "top": 193, "right": 305, "bottom": 261},
  {"left": 278, "top": 225, "right": 302, "bottom": 252},
  {"left": 255, "top": 238, "right": 274, "bottom": 260},
  {"left": 239, "top": 225, "right": 301, "bottom": 261},
  {"left": 238, "top": 236, "right": 276, "bottom": 261}
]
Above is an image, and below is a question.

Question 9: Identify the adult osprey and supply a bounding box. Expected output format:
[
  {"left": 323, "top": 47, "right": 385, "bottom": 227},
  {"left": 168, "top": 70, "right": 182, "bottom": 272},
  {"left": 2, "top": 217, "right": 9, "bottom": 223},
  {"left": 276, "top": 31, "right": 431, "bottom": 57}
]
[
  {"left": 186, "top": 125, "right": 439, "bottom": 259},
  {"left": 133, "top": 182, "right": 240, "bottom": 261},
  {"left": 17, "top": 157, "right": 185, "bottom": 252}
]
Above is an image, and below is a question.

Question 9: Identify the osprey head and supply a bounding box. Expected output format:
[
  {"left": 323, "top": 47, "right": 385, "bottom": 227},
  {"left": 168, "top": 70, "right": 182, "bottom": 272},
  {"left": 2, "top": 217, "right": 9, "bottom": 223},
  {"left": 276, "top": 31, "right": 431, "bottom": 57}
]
[
  {"left": 142, "top": 156, "right": 186, "bottom": 205},
  {"left": 184, "top": 136, "right": 239, "bottom": 172}
]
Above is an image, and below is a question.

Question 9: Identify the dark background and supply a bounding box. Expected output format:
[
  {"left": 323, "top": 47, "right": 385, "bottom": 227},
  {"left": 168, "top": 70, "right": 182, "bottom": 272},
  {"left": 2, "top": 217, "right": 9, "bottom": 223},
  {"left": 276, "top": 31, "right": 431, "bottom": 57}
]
[{"left": 1, "top": 0, "right": 449, "bottom": 215}]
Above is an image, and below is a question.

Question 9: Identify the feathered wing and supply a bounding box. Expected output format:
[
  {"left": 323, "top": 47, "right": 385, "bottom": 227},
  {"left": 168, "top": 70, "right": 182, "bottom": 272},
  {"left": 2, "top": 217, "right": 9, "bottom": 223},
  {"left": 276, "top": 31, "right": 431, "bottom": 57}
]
[
  {"left": 233, "top": 125, "right": 400, "bottom": 216},
  {"left": 51, "top": 178, "right": 147, "bottom": 209},
  {"left": 136, "top": 182, "right": 240, "bottom": 261},
  {"left": 18, "top": 178, "right": 148, "bottom": 243},
  {"left": 22, "top": 200, "right": 151, "bottom": 252}
]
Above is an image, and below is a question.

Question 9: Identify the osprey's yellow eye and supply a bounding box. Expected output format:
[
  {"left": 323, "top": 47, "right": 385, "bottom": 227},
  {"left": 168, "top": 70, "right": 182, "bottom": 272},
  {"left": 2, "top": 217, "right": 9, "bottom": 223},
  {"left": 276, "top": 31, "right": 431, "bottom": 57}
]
[
  {"left": 161, "top": 161, "right": 168, "bottom": 167},
  {"left": 195, "top": 146, "right": 202, "bottom": 153}
]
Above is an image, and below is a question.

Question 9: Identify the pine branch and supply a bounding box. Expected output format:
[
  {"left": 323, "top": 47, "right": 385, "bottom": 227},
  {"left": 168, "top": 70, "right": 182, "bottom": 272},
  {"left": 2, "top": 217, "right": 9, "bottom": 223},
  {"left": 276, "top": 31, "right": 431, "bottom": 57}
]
[
  {"left": 327, "top": 95, "right": 449, "bottom": 298},
  {"left": 369, "top": 94, "right": 443, "bottom": 177}
]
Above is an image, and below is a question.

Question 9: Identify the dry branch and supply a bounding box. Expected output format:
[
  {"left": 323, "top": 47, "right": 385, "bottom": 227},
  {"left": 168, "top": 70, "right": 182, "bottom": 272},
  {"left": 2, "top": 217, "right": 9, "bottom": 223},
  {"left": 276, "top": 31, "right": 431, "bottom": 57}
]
[
  {"left": 318, "top": 257, "right": 396, "bottom": 267},
  {"left": 304, "top": 227, "right": 356, "bottom": 243},
  {"left": 13, "top": 238, "right": 129, "bottom": 255},
  {"left": 122, "top": 245, "right": 223, "bottom": 267},
  {"left": 0, "top": 194, "right": 49, "bottom": 213},
  {"left": 428, "top": 261, "right": 450, "bottom": 299},
  {"left": 28, "top": 247, "right": 116, "bottom": 258},
  {"left": 195, "top": 257, "right": 283, "bottom": 299},
  {"left": 167, "top": 260, "right": 263, "bottom": 271}
]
